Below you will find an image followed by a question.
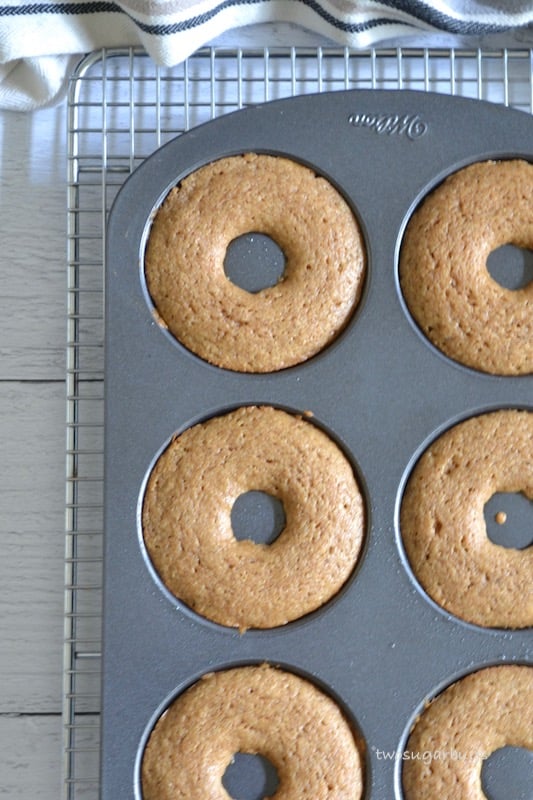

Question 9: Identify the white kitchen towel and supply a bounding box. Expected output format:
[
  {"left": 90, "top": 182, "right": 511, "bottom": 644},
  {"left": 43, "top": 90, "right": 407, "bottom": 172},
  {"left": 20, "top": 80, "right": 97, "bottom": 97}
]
[{"left": 1, "top": 1, "right": 532, "bottom": 110}]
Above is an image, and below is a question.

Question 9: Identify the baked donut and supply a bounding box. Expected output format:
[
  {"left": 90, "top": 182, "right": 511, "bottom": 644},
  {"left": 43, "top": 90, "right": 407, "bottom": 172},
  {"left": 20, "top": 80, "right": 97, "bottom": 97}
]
[
  {"left": 142, "top": 405, "right": 365, "bottom": 630},
  {"left": 144, "top": 152, "right": 366, "bottom": 372},
  {"left": 403, "top": 664, "right": 533, "bottom": 800},
  {"left": 400, "top": 409, "right": 533, "bottom": 629},
  {"left": 399, "top": 159, "right": 533, "bottom": 375},
  {"left": 141, "top": 664, "right": 365, "bottom": 800}
]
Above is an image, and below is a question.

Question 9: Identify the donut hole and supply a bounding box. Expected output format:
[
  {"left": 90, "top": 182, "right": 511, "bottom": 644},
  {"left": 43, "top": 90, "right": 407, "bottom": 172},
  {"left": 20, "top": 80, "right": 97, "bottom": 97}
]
[
  {"left": 481, "top": 745, "right": 533, "bottom": 800},
  {"left": 484, "top": 492, "right": 533, "bottom": 550},
  {"left": 486, "top": 244, "right": 533, "bottom": 291},
  {"left": 224, "top": 232, "right": 286, "bottom": 294},
  {"left": 231, "top": 490, "right": 286, "bottom": 545},
  {"left": 222, "top": 752, "right": 280, "bottom": 800}
]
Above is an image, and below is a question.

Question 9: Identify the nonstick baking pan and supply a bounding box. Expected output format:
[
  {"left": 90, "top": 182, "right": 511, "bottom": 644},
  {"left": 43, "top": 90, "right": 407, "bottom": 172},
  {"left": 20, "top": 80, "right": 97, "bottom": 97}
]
[{"left": 102, "top": 89, "right": 533, "bottom": 799}]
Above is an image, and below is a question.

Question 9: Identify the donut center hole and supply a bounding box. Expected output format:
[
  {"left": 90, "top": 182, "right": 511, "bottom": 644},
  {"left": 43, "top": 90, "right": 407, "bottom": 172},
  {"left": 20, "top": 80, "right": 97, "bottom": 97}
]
[
  {"left": 222, "top": 752, "right": 280, "bottom": 800},
  {"left": 486, "top": 244, "right": 533, "bottom": 290},
  {"left": 224, "top": 232, "right": 286, "bottom": 293},
  {"left": 481, "top": 746, "right": 533, "bottom": 800},
  {"left": 231, "top": 491, "right": 286, "bottom": 545},
  {"left": 484, "top": 492, "right": 533, "bottom": 550}
]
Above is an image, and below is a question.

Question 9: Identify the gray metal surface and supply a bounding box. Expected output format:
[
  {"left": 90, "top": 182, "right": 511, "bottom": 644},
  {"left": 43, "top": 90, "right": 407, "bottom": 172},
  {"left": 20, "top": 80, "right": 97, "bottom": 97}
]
[{"left": 103, "top": 89, "right": 532, "bottom": 798}]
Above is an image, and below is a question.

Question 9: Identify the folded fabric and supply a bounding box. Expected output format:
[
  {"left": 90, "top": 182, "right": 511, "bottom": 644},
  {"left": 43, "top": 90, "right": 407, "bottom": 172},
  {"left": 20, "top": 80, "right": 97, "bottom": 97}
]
[{"left": 1, "top": 0, "right": 532, "bottom": 110}]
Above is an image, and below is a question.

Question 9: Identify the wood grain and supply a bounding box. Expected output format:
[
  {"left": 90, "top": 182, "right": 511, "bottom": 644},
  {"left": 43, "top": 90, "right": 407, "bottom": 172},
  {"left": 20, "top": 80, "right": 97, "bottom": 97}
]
[
  {"left": 0, "top": 713, "right": 99, "bottom": 798},
  {"left": 0, "top": 105, "right": 68, "bottom": 381},
  {"left": 0, "top": 715, "right": 63, "bottom": 798},
  {"left": 0, "top": 382, "right": 66, "bottom": 712}
]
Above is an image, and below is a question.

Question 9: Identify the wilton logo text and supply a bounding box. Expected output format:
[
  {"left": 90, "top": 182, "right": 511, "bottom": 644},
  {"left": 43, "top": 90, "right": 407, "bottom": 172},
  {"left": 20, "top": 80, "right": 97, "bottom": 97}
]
[{"left": 348, "top": 112, "right": 428, "bottom": 140}]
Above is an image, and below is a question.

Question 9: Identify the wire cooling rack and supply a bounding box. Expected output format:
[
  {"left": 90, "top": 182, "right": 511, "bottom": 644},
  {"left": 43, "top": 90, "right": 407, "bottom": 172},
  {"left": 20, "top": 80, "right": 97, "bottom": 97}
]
[{"left": 64, "top": 44, "right": 533, "bottom": 799}]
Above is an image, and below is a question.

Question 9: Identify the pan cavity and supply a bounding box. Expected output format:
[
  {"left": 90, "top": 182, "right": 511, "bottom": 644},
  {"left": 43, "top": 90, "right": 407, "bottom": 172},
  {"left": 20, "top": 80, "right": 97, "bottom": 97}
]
[
  {"left": 224, "top": 232, "right": 286, "bottom": 293},
  {"left": 481, "top": 745, "right": 533, "bottom": 800},
  {"left": 486, "top": 244, "right": 533, "bottom": 291},
  {"left": 231, "top": 490, "right": 286, "bottom": 545},
  {"left": 223, "top": 752, "right": 280, "bottom": 800},
  {"left": 484, "top": 491, "right": 533, "bottom": 551}
]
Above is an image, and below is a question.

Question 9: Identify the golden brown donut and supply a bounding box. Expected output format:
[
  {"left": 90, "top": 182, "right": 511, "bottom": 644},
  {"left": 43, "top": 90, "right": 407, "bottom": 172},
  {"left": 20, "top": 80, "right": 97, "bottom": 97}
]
[
  {"left": 142, "top": 405, "right": 365, "bottom": 630},
  {"left": 400, "top": 409, "right": 533, "bottom": 629},
  {"left": 142, "top": 664, "right": 365, "bottom": 800},
  {"left": 399, "top": 159, "right": 533, "bottom": 375},
  {"left": 144, "top": 152, "right": 366, "bottom": 372},
  {"left": 403, "top": 664, "right": 533, "bottom": 800}
]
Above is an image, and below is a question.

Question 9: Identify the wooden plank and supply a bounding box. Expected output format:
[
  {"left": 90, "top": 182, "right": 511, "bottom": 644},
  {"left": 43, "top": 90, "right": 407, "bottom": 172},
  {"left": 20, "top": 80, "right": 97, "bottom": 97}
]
[
  {"left": 0, "top": 381, "right": 73, "bottom": 712},
  {"left": 0, "top": 713, "right": 100, "bottom": 799},
  {"left": 0, "top": 715, "right": 62, "bottom": 798},
  {"left": 0, "top": 107, "right": 69, "bottom": 381}
]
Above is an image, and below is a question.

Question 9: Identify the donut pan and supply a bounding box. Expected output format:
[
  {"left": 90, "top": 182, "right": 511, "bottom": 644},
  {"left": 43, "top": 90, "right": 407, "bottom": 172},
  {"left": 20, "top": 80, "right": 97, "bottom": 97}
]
[{"left": 103, "top": 90, "right": 533, "bottom": 799}]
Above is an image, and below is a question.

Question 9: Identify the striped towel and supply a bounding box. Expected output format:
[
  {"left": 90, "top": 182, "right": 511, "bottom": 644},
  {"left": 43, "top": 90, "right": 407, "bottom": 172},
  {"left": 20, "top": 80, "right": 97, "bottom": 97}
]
[{"left": 1, "top": 1, "right": 532, "bottom": 110}]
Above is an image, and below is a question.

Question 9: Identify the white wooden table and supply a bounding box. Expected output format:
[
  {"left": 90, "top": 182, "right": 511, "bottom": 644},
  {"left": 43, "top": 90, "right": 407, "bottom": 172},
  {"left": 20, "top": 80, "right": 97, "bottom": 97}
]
[{"left": 1, "top": 23, "right": 532, "bottom": 798}]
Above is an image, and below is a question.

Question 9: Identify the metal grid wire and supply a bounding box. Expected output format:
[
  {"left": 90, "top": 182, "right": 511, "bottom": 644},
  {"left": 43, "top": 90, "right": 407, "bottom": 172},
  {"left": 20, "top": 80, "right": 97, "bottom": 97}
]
[{"left": 64, "top": 44, "right": 533, "bottom": 799}]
